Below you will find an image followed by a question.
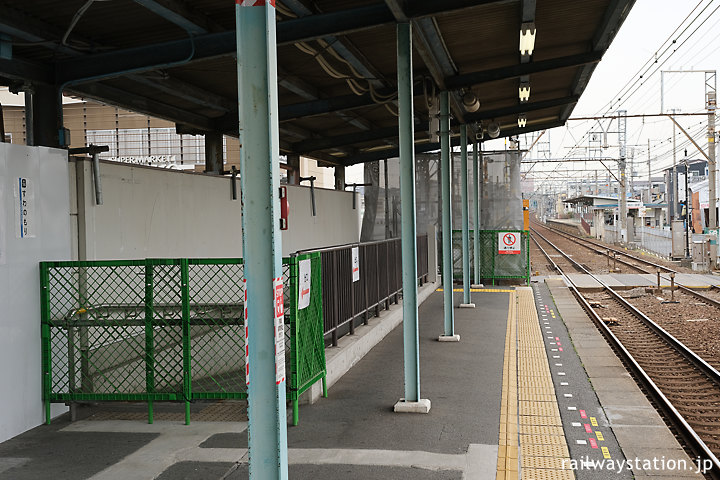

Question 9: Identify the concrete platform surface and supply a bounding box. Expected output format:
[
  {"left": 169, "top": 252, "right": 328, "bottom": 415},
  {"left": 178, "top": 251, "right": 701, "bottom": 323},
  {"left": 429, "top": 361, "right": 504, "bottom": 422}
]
[
  {"left": 0, "top": 290, "right": 510, "bottom": 480},
  {"left": 0, "top": 283, "right": 706, "bottom": 480}
]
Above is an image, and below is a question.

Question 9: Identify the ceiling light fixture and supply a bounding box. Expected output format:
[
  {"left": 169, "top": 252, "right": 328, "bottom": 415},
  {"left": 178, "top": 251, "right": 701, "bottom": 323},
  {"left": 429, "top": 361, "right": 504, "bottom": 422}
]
[
  {"left": 462, "top": 91, "right": 480, "bottom": 112},
  {"left": 519, "top": 22, "right": 536, "bottom": 56},
  {"left": 487, "top": 121, "right": 500, "bottom": 139},
  {"left": 518, "top": 114, "right": 527, "bottom": 128},
  {"left": 519, "top": 81, "right": 531, "bottom": 102}
]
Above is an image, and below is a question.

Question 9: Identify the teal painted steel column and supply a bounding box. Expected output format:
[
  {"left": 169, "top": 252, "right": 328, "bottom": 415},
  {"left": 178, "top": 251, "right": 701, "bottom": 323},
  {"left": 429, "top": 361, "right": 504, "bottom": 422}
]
[
  {"left": 397, "top": 22, "right": 421, "bottom": 403},
  {"left": 235, "top": 2, "right": 289, "bottom": 479},
  {"left": 459, "top": 126, "right": 472, "bottom": 305},
  {"left": 473, "top": 140, "right": 480, "bottom": 285},
  {"left": 440, "top": 91, "right": 455, "bottom": 337}
]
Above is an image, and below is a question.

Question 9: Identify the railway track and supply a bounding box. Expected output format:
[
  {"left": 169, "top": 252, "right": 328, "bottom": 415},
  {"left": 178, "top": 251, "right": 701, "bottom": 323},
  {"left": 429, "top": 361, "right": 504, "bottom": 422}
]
[
  {"left": 532, "top": 226, "right": 720, "bottom": 478},
  {"left": 533, "top": 221, "right": 720, "bottom": 310}
]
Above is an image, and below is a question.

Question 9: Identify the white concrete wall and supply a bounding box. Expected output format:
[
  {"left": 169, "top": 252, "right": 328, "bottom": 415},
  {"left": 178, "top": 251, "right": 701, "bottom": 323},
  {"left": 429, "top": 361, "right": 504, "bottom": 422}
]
[
  {"left": 0, "top": 144, "right": 72, "bottom": 444},
  {"left": 75, "top": 160, "right": 243, "bottom": 260},
  {"left": 0, "top": 156, "right": 358, "bottom": 444},
  {"left": 75, "top": 159, "right": 359, "bottom": 260},
  {"left": 284, "top": 185, "right": 359, "bottom": 254}
]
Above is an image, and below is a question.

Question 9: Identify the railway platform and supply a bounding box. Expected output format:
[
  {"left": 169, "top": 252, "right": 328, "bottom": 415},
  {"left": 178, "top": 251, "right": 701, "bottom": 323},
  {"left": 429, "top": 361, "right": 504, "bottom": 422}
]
[
  {"left": 563, "top": 273, "right": 720, "bottom": 290},
  {"left": 0, "top": 286, "right": 707, "bottom": 479}
]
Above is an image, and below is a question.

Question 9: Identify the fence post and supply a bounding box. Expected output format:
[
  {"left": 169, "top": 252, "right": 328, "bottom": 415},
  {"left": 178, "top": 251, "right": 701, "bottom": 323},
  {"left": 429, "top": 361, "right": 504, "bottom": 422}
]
[
  {"left": 349, "top": 248, "right": 355, "bottom": 335},
  {"left": 526, "top": 233, "right": 530, "bottom": 285},
  {"left": 289, "top": 255, "right": 300, "bottom": 426},
  {"left": 491, "top": 232, "right": 496, "bottom": 286},
  {"left": 362, "top": 246, "right": 369, "bottom": 324},
  {"left": 331, "top": 252, "right": 339, "bottom": 346},
  {"left": 180, "top": 259, "right": 191, "bottom": 425},
  {"left": 40, "top": 263, "right": 52, "bottom": 425},
  {"left": 385, "top": 243, "right": 391, "bottom": 309},
  {"left": 144, "top": 260, "right": 155, "bottom": 424},
  {"left": 78, "top": 264, "right": 91, "bottom": 398},
  {"left": 375, "top": 245, "right": 381, "bottom": 316}
]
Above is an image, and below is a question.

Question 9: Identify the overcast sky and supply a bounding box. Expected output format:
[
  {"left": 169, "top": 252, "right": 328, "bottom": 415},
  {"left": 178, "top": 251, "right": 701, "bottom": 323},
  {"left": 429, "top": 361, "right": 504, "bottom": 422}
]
[{"left": 505, "top": 0, "right": 720, "bottom": 191}]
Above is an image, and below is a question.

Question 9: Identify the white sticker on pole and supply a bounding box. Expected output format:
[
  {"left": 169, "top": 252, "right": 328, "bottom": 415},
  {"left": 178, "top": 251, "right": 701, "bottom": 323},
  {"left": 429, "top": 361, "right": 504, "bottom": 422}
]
[
  {"left": 351, "top": 246, "right": 360, "bottom": 282},
  {"left": 639, "top": 206, "right": 647, "bottom": 217},
  {"left": 273, "top": 277, "right": 285, "bottom": 385},
  {"left": 498, "top": 232, "right": 521, "bottom": 255},
  {"left": 298, "top": 259, "right": 312, "bottom": 310},
  {"left": 14, "top": 177, "right": 36, "bottom": 239},
  {"left": 244, "top": 279, "right": 249, "bottom": 386}
]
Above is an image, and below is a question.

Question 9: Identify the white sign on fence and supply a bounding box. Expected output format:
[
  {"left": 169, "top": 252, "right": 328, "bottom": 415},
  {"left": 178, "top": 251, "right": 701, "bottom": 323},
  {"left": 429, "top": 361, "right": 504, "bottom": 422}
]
[
  {"left": 498, "top": 232, "right": 521, "bottom": 255},
  {"left": 351, "top": 246, "right": 360, "bottom": 282},
  {"left": 298, "top": 258, "right": 311, "bottom": 310}
]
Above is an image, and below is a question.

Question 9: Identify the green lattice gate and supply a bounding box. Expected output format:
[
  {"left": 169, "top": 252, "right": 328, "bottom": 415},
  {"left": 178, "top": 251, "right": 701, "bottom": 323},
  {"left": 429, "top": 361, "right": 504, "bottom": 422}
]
[
  {"left": 287, "top": 252, "right": 327, "bottom": 425},
  {"left": 40, "top": 256, "right": 326, "bottom": 426},
  {"left": 450, "top": 230, "right": 530, "bottom": 285}
]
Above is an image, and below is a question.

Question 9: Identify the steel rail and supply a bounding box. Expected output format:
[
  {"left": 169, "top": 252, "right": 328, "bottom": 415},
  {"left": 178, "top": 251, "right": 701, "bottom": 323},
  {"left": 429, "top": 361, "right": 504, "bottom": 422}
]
[
  {"left": 531, "top": 226, "right": 720, "bottom": 477},
  {"left": 536, "top": 221, "right": 720, "bottom": 309}
]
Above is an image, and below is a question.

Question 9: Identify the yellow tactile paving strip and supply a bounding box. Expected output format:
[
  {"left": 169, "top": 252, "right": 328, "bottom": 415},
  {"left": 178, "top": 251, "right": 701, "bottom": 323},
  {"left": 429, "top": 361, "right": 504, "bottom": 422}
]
[
  {"left": 497, "top": 289, "right": 574, "bottom": 480},
  {"left": 497, "top": 292, "right": 519, "bottom": 480}
]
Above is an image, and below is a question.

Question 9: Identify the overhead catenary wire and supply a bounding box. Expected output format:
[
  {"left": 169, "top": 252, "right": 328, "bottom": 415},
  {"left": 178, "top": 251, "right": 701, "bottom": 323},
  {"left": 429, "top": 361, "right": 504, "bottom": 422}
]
[{"left": 536, "top": 2, "right": 720, "bottom": 168}]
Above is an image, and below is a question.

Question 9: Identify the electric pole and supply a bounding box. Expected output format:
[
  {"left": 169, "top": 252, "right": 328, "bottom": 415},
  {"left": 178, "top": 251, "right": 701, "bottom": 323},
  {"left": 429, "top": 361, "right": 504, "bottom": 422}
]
[
  {"left": 671, "top": 108, "right": 678, "bottom": 220},
  {"left": 707, "top": 72, "right": 717, "bottom": 229},
  {"left": 618, "top": 110, "right": 628, "bottom": 243},
  {"left": 647, "top": 140, "right": 651, "bottom": 203}
]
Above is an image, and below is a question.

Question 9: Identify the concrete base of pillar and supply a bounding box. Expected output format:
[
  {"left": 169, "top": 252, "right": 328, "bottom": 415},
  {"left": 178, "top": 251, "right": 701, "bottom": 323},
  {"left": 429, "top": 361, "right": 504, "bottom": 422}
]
[
  {"left": 393, "top": 398, "right": 431, "bottom": 414},
  {"left": 438, "top": 334, "right": 461, "bottom": 342},
  {"left": 459, "top": 303, "right": 476, "bottom": 308},
  {"left": 471, "top": 284, "right": 484, "bottom": 288}
]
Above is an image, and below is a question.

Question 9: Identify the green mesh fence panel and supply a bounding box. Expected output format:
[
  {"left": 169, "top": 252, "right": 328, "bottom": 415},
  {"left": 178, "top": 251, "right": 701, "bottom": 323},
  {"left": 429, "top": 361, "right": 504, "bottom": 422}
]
[
  {"left": 43, "top": 260, "right": 177, "bottom": 402},
  {"left": 187, "top": 259, "right": 246, "bottom": 399},
  {"left": 451, "top": 230, "right": 530, "bottom": 284},
  {"left": 148, "top": 261, "right": 184, "bottom": 397},
  {"left": 41, "top": 256, "right": 324, "bottom": 424},
  {"left": 287, "top": 253, "right": 327, "bottom": 425}
]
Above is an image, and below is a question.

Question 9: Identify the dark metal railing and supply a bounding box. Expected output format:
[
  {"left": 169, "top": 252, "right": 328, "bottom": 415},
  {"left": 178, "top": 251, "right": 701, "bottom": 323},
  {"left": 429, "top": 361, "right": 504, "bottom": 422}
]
[{"left": 299, "top": 234, "right": 429, "bottom": 346}]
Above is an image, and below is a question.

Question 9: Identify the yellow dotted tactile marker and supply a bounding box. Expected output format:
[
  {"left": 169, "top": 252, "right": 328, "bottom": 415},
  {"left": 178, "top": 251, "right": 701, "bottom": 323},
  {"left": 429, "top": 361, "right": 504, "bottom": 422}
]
[{"left": 500, "top": 288, "right": 575, "bottom": 480}]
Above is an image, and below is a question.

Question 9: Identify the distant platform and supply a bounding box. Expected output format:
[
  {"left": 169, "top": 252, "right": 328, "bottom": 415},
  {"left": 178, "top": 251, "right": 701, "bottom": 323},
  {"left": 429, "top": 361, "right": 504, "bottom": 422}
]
[
  {"left": 546, "top": 218, "right": 581, "bottom": 226},
  {"left": 560, "top": 273, "right": 720, "bottom": 290}
]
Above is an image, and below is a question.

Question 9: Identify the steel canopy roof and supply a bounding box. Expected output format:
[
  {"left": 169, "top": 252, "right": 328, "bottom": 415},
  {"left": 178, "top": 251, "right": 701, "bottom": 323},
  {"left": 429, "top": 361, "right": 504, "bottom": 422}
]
[{"left": 0, "top": 0, "right": 635, "bottom": 166}]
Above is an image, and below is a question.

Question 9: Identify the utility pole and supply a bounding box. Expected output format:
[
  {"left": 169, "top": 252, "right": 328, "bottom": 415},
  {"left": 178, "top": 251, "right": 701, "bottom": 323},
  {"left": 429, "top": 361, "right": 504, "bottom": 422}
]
[
  {"left": 618, "top": 110, "right": 628, "bottom": 243},
  {"left": 671, "top": 108, "right": 678, "bottom": 220},
  {"left": 647, "top": 140, "right": 652, "bottom": 203},
  {"left": 629, "top": 148, "right": 635, "bottom": 199},
  {"left": 685, "top": 151, "right": 691, "bottom": 258},
  {"left": 595, "top": 170, "right": 598, "bottom": 195},
  {"left": 707, "top": 71, "right": 717, "bottom": 229},
  {"left": 661, "top": 70, "right": 717, "bottom": 228}
]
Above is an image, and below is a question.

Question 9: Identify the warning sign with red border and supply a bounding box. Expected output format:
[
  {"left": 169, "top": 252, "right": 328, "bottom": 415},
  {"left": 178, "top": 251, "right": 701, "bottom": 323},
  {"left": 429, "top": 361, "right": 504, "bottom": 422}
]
[
  {"left": 273, "top": 277, "right": 286, "bottom": 385},
  {"left": 498, "top": 232, "right": 521, "bottom": 255}
]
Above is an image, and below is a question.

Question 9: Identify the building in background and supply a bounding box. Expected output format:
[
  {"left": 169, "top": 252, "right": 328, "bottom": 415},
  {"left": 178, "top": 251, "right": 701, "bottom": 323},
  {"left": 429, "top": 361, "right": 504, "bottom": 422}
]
[{"left": 0, "top": 87, "right": 335, "bottom": 188}]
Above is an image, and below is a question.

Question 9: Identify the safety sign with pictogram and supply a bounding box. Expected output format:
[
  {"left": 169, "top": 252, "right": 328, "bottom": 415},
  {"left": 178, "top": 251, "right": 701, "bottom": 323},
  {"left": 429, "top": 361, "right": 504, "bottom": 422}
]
[{"left": 498, "top": 232, "right": 521, "bottom": 255}]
